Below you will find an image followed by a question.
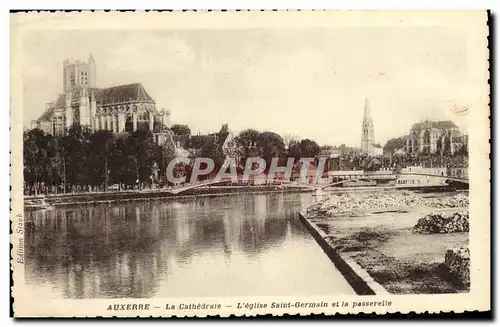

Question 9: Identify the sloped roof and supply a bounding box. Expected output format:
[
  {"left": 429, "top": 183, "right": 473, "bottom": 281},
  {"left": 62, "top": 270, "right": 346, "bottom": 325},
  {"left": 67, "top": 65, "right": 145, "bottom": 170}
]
[
  {"left": 37, "top": 94, "right": 66, "bottom": 121},
  {"left": 38, "top": 107, "right": 55, "bottom": 121},
  {"left": 94, "top": 83, "right": 154, "bottom": 104},
  {"left": 411, "top": 120, "right": 458, "bottom": 130},
  {"left": 54, "top": 94, "right": 67, "bottom": 108},
  {"left": 36, "top": 83, "right": 155, "bottom": 122}
]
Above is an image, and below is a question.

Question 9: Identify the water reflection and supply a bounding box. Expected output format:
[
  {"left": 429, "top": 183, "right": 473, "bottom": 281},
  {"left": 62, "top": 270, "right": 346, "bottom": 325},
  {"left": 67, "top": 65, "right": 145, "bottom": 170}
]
[{"left": 25, "top": 193, "right": 354, "bottom": 298}]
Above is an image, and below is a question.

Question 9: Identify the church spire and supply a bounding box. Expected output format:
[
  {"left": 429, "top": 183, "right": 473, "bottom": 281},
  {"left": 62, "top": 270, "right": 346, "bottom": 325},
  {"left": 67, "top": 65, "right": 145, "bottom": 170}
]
[
  {"left": 361, "top": 97, "right": 375, "bottom": 155},
  {"left": 363, "top": 97, "right": 371, "bottom": 124}
]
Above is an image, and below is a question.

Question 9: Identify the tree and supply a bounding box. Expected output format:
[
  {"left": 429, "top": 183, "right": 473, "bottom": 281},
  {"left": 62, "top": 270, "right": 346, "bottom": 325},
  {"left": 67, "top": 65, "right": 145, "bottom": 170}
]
[
  {"left": 288, "top": 138, "right": 320, "bottom": 160},
  {"left": 383, "top": 137, "right": 406, "bottom": 155},
  {"left": 129, "top": 129, "right": 156, "bottom": 188},
  {"left": 364, "top": 157, "right": 382, "bottom": 172},
  {"left": 170, "top": 124, "right": 191, "bottom": 136},
  {"left": 258, "top": 131, "right": 286, "bottom": 169},
  {"left": 298, "top": 139, "right": 320, "bottom": 158},
  {"left": 234, "top": 129, "right": 261, "bottom": 165},
  {"left": 155, "top": 142, "right": 176, "bottom": 186},
  {"left": 86, "top": 130, "right": 114, "bottom": 190},
  {"left": 121, "top": 155, "right": 139, "bottom": 188},
  {"left": 287, "top": 142, "right": 301, "bottom": 160},
  {"left": 282, "top": 133, "right": 299, "bottom": 150},
  {"left": 108, "top": 135, "right": 138, "bottom": 189},
  {"left": 188, "top": 135, "right": 205, "bottom": 155},
  {"left": 23, "top": 128, "right": 56, "bottom": 195},
  {"left": 200, "top": 137, "right": 224, "bottom": 176},
  {"left": 60, "top": 125, "right": 92, "bottom": 192},
  {"left": 218, "top": 123, "right": 229, "bottom": 140}
]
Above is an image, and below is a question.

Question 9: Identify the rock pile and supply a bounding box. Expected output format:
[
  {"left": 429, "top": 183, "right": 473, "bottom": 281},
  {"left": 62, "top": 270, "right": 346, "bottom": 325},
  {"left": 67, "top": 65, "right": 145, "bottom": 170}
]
[
  {"left": 444, "top": 246, "right": 470, "bottom": 288},
  {"left": 413, "top": 211, "right": 469, "bottom": 234},
  {"left": 312, "top": 192, "right": 469, "bottom": 216},
  {"left": 421, "top": 193, "right": 469, "bottom": 208}
]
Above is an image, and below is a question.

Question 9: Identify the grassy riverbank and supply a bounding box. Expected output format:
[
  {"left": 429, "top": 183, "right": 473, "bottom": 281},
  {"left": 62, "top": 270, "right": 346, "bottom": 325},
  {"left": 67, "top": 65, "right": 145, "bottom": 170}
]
[
  {"left": 25, "top": 186, "right": 313, "bottom": 206},
  {"left": 305, "top": 191, "right": 469, "bottom": 294}
]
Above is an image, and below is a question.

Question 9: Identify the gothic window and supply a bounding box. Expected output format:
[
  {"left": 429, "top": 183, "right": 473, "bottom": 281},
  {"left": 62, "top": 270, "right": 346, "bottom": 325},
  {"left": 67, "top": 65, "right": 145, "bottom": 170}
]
[
  {"left": 423, "top": 130, "right": 431, "bottom": 144},
  {"left": 125, "top": 115, "right": 134, "bottom": 132},
  {"left": 436, "top": 136, "right": 444, "bottom": 155},
  {"left": 406, "top": 138, "right": 414, "bottom": 153},
  {"left": 443, "top": 135, "right": 451, "bottom": 155},
  {"left": 137, "top": 109, "right": 149, "bottom": 121}
]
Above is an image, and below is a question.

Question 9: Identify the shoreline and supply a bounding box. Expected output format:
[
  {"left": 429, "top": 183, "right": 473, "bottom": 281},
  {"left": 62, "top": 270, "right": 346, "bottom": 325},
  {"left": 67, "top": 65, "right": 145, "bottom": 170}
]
[
  {"left": 24, "top": 186, "right": 314, "bottom": 207},
  {"left": 24, "top": 184, "right": 467, "bottom": 207}
]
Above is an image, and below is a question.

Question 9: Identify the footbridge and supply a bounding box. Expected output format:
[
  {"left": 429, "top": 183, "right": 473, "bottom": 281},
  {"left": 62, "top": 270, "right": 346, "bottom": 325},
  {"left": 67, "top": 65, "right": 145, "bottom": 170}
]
[
  {"left": 165, "top": 179, "right": 231, "bottom": 195},
  {"left": 165, "top": 171, "right": 468, "bottom": 195}
]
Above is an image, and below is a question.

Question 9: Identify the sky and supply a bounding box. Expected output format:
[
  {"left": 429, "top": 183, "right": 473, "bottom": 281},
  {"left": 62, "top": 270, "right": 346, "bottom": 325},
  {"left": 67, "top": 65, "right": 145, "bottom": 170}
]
[{"left": 20, "top": 26, "right": 478, "bottom": 147}]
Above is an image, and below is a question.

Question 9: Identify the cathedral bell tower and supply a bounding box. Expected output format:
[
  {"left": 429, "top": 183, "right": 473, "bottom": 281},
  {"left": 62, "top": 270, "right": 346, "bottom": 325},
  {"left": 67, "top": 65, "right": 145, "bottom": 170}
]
[
  {"left": 361, "top": 98, "right": 375, "bottom": 155},
  {"left": 62, "top": 54, "right": 96, "bottom": 130},
  {"left": 79, "top": 88, "right": 90, "bottom": 126}
]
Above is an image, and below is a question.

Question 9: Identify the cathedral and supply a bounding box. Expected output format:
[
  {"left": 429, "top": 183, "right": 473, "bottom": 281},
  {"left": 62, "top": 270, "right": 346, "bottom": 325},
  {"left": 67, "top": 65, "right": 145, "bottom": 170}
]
[
  {"left": 403, "top": 120, "right": 467, "bottom": 155},
  {"left": 360, "top": 98, "right": 383, "bottom": 156},
  {"left": 31, "top": 55, "right": 170, "bottom": 136}
]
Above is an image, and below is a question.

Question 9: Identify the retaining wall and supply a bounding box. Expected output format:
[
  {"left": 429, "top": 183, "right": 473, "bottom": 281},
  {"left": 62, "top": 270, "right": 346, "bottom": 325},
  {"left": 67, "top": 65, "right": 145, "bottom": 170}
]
[{"left": 298, "top": 211, "right": 389, "bottom": 296}]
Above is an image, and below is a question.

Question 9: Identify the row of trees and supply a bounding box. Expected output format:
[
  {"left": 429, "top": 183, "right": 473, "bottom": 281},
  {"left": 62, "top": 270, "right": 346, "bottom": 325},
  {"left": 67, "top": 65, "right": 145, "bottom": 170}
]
[
  {"left": 24, "top": 126, "right": 173, "bottom": 195},
  {"left": 23, "top": 124, "right": 234, "bottom": 195},
  {"left": 227, "top": 129, "right": 323, "bottom": 171},
  {"left": 23, "top": 124, "right": 327, "bottom": 195}
]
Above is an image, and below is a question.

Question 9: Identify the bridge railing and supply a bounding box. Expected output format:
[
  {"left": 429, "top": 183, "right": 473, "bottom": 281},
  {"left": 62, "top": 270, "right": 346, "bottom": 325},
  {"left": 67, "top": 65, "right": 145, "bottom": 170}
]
[{"left": 166, "top": 171, "right": 469, "bottom": 193}]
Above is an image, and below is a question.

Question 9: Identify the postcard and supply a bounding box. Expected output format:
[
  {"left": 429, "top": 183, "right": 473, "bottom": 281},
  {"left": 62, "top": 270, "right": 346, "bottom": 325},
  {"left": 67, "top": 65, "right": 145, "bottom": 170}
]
[{"left": 10, "top": 10, "right": 490, "bottom": 317}]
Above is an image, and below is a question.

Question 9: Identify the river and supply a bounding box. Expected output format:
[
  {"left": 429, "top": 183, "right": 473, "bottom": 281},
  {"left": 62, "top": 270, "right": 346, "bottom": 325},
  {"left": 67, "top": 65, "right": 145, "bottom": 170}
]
[{"left": 24, "top": 192, "right": 355, "bottom": 299}]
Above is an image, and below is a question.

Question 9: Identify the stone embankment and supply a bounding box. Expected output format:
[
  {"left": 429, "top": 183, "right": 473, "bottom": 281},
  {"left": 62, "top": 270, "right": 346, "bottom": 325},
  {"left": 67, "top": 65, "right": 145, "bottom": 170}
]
[{"left": 309, "top": 191, "right": 468, "bottom": 216}]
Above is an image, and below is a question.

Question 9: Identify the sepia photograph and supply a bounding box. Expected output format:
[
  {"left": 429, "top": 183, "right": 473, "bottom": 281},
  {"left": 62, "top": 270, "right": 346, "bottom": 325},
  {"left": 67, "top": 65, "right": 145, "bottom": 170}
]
[{"left": 10, "top": 10, "right": 490, "bottom": 317}]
